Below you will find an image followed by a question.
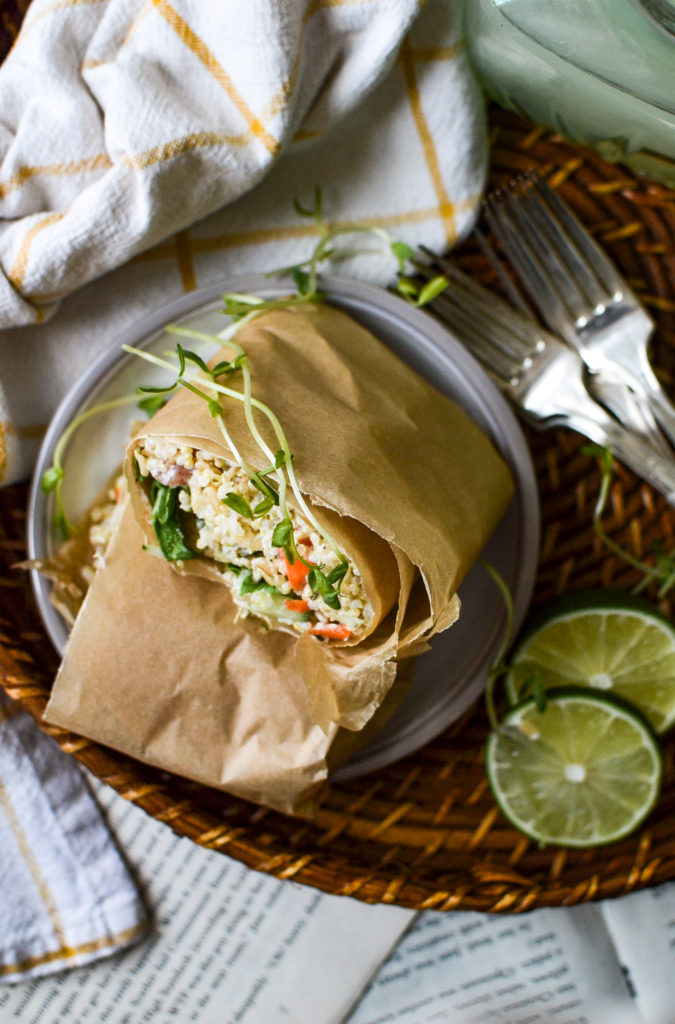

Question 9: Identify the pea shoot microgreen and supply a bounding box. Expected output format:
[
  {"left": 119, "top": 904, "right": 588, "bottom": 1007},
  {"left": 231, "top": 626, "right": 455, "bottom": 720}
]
[
  {"left": 480, "top": 558, "right": 516, "bottom": 733},
  {"left": 221, "top": 493, "right": 254, "bottom": 518},
  {"left": 137, "top": 394, "right": 169, "bottom": 417},
  {"left": 124, "top": 331, "right": 349, "bottom": 609},
  {"left": 41, "top": 392, "right": 147, "bottom": 538},
  {"left": 397, "top": 273, "right": 450, "bottom": 308},
  {"left": 307, "top": 566, "right": 342, "bottom": 610},
  {"left": 583, "top": 443, "right": 675, "bottom": 598},
  {"left": 218, "top": 186, "right": 446, "bottom": 321},
  {"left": 483, "top": 442, "right": 675, "bottom": 738},
  {"left": 40, "top": 186, "right": 439, "bottom": 608}
]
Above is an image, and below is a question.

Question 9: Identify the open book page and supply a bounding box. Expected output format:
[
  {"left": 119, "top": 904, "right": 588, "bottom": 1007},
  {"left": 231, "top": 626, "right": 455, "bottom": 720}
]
[
  {"left": 345, "top": 903, "right": 642, "bottom": 1024},
  {"left": 0, "top": 776, "right": 414, "bottom": 1024},
  {"left": 600, "top": 883, "right": 675, "bottom": 1024}
]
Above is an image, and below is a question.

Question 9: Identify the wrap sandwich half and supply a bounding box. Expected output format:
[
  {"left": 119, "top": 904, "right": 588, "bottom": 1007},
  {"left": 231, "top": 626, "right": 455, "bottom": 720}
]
[{"left": 124, "top": 302, "right": 514, "bottom": 672}]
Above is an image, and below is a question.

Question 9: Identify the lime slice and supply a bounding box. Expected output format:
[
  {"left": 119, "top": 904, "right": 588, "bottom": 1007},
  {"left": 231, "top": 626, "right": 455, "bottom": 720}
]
[
  {"left": 485, "top": 688, "right": 663, "bottom": 847},
  {"left": 505, "top": 590, "right": 675, "bottom": 734}
]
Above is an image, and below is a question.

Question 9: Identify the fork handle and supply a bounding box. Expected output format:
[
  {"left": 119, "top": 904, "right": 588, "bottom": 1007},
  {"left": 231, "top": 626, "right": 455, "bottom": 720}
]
[
  {"left": 587, "top": 375, "right": 673, "bottom": 457},
  {"left": 614, "top": 353, "right": 675, "bottom": 452},
  {"left": 644, "top": 388, "right": 675, "bottom": 453},
  {"left": 571, "top": 414, "right": 675, "bottom": 505}
]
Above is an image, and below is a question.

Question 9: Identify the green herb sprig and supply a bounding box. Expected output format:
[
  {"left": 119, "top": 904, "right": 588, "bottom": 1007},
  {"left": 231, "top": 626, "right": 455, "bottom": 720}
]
[
  {"left": 39, "top": 188, "right": 441, "bottom": 560},
  {"left": 483, "top": 443, "right": 675, "bottom": 732},
  {"left": 124, "top": 333, "right": 348, "bottom": 607},
  {"left": 480, "top": 558, "right": 516, "bottom": 732},
  {"left": 41, "top": 392, "right": 148, "bottom": 538},
  {"left": 583, "top": 443, "right": 675, "bottom": 598},
  {"left": 397, "top": 273, "right": 451, "bottom": 308},
  {"left": 216, "top": 186, "right": 447, "bottom": 321}
]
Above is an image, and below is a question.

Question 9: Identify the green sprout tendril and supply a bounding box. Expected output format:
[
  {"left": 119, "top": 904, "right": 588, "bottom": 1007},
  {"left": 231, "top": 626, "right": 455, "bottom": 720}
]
[
  {"left": 583, "top": 443, "right": 675, "bottom": 599},
  {"left": 40, "top": 187, "right": 441, "bottom": 564}
]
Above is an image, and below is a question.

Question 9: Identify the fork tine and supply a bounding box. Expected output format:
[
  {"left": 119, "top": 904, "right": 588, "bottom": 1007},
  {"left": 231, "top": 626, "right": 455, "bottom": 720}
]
[
  {"left": 481, "top": 188, "right": 675, "bottom": 454},
  {"left": 485, "top": 180, "right": 624, "bottom": 340},
  {"left": 415, "top": 255, "right": 675, "bottom": 503},
  {"left": 483, "top": 191, "right": 569, "bottom": 330},
  {"left": 529, "top": 174, "right": 628, "bottom": 302},
  {"left": 514, "top": 179, "right": 610, "bottom": 313},
  {"left": 487, "top": 175, "right": 633, "bottom": 339},
  {"left": 429, "top": 292, "right": 521, "bottom": 384},
  {"left": 416, "top": 254, "right": 539, "bottom": 361},
  {"left": 428, "top": 290, "right": 528, "bottom": 382},
  {"left": 415, "top": 254, "right": 547, "bottom": 384},
  {"left": 473, "top": 226, "right": 535, "bottom": 319}
]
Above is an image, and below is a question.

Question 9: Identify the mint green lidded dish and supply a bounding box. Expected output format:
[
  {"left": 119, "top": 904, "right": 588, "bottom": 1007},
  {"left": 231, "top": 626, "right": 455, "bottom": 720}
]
[{"left": 463, "top": 0, "right": 675, "bottom": 187}]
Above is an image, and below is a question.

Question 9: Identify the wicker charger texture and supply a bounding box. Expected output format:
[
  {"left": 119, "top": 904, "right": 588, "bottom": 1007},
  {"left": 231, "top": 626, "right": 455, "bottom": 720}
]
[{"left": 2, "top": 81, "right": 675, "bottom": 909}]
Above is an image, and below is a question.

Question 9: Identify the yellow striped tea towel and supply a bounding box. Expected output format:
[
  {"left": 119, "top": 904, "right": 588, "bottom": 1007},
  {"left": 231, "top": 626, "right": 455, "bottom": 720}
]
[
  {"left": 0, "top": 0, "right": 487, "bottom": 484},
  {"left": 0, "top": 694, "right": 148, "bottom": 984}
]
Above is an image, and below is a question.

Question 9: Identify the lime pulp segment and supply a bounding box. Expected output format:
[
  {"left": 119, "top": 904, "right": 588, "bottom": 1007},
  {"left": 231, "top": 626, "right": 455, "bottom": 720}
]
[
  {"left": 486, "top": 689, "right": 663, "bottom": 848},
  {"left": 505, "top": 604, "right": 675, "bottom": 734}
]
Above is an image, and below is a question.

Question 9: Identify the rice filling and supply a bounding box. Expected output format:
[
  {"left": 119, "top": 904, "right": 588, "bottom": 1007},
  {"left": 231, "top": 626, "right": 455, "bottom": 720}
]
[{"left": 135, "top": 438, "right": 374, "bottom": 639}]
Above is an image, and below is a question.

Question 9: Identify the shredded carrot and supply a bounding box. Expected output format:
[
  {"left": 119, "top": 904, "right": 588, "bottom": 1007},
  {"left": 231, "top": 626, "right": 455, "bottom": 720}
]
[
  {"left": 279, "top": 549, "right": 311, "bottom": 592},
  {"left": 284, "top": 598, "right": 310, "bottom": 613},
  {"left": 308, "top": 622, "right": 352, "bottom": 640}
]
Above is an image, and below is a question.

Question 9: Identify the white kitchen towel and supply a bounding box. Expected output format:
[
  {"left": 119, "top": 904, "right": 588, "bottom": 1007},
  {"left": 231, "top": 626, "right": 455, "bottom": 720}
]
[
  {"left": 0, "top": 0, "right": 488, "bottom": 481},
  {"left": 0, "top": 691, "right": 148, "bottom": 983}
]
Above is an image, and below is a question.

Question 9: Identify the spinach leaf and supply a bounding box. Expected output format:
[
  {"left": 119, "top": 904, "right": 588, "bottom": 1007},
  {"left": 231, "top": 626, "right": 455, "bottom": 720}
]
[
  {"left": 151, "top": 483, "right": 198, "bottom": 562},
  {"left": 238, "top": 571, "right": 283, "bottom": 597}
]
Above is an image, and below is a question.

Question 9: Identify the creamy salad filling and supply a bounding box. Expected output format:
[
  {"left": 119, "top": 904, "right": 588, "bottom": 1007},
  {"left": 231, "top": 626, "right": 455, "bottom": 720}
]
[
  {"left": 88, "top": 475, "right": 127, "bottom": 574},
  {"left": 134, "top": 439, "right": 373, "bottom": 639}
]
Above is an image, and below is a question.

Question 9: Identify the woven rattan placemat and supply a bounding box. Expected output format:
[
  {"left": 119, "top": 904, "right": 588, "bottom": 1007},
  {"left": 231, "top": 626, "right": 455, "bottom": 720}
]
[{"left": 1, "top": 5, "right": 674, "bottom": 912}]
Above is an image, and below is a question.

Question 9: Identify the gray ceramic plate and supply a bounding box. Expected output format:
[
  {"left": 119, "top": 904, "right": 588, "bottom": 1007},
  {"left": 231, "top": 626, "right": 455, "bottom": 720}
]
[{"left": 27, "top": 274, "right": 540, "bottom": 779}]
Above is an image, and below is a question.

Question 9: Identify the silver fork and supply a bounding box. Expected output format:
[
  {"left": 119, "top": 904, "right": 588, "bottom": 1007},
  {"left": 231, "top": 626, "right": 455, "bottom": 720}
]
[
  {"left": 483, "top": 173, "right": 675, "bottom": 453},
  {"left": 417, "top": 262, "right": 675, "bottom": 505}
]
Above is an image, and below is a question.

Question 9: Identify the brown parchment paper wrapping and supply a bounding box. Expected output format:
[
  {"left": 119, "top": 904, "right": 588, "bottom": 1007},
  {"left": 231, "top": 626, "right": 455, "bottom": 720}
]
[
  {"left": 124, "top": 303, "right": 514, "bottom": 730},
  {"left": 44, "top": 301, "right": 515, "bottom": 816},
  {"left": 45, "top": 503, "right": 344, "bottom": 816}
]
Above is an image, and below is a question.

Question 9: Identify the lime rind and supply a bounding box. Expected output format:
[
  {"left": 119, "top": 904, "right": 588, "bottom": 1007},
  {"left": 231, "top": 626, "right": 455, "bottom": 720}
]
[
  {"left": 511, "top": 588, "right": 672, "bottom": 639},
  {"left": 505, "top": 597, "right": 675, "bottom": 734},
  {"left": 485, "top": 687, "right": 663, "bottom": 848}
]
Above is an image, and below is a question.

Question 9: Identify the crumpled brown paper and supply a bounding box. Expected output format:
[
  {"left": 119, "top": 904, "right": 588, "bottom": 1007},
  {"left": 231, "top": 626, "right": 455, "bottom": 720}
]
[
  {"left": 44, "top": 301, "right": 514, "bottom": 815},
  {"left": 45, "top": 504, "right": 341, "bottom": 815},
  {"left": 124, "top": 303, "right": 514, "bottom": 730}
]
